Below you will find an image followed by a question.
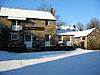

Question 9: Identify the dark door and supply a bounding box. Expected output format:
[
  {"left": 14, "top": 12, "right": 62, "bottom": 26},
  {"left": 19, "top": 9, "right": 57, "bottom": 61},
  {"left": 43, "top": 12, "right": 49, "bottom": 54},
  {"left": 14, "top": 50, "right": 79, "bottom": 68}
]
[{"left": 81, "top": 42, "right": 85, "bottom": 49}]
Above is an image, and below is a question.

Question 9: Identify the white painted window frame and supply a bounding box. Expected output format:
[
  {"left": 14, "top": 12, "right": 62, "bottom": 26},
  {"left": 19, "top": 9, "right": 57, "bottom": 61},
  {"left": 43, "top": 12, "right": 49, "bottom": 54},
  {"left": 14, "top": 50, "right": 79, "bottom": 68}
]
[
  {"left": 45, "top": 35, "right": 51, "bottom": 41},
  {"left": 11, "top": 33, "right": 19, "bottom": 40}
]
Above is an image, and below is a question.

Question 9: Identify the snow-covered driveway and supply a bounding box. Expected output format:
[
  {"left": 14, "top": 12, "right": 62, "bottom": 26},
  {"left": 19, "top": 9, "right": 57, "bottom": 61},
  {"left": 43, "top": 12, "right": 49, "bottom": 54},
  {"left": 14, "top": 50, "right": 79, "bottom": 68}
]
[{"left": 0, "top": 49, "right": 100, "bottom": 75}]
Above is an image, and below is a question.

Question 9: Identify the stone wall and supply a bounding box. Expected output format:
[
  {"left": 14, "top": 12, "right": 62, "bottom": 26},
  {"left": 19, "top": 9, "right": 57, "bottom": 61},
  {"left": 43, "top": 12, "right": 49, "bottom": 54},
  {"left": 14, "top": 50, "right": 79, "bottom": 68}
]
[
  {"left": 0, "top": 17, "right": 11, "bottom": 47},
  {"left": 24, "top": 19, "right": 56, "bottom": 46},
  {"left": 87, "top": 29, "right": 100, "bottom": 50},
  {"left": 0, "top": 17, "right": 56, "bottom": 48}
]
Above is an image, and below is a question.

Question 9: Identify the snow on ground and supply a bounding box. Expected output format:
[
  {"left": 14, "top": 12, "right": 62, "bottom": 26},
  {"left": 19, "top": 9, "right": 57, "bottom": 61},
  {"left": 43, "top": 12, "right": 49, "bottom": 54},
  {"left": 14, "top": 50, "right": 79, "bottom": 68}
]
[{"left": 0, "top": 49, "right": 100, "bottom": 75}]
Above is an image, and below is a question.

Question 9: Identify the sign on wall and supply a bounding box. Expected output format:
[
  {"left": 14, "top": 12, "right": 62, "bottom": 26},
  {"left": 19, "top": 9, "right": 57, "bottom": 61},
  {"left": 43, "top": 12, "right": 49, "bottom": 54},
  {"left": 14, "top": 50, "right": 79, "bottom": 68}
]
[{"left": 25, "top": 27, "right": 44, "bottom": 31}]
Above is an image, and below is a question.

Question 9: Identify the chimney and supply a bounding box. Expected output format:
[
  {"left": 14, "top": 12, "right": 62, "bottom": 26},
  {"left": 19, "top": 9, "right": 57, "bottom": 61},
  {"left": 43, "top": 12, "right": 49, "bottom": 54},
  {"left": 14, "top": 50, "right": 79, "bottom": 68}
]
[{"left": 51, "top": 8, "right": 55, "bottom": 16}]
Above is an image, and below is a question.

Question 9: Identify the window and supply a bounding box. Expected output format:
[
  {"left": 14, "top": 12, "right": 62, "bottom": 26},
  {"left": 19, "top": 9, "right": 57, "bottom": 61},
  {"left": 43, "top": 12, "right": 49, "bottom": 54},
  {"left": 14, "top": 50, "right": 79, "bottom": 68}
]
[
  {"left": 17, "top": 20, "right": 22, "bottom": 25},
  {"left": 45, "top": 35, "right": 50, "bottom": 41},
  {"left": 59, "top": 36, "right": 62, "bottom": 41},
  {"left": 12, "top": 20, "right": 22, "bottom": 25},
  {"left": 33, "top": 36, "right": 36, "bottom": 41},
  {"left": 25, "top": 35, "right": 31, "bottom": 41},
  {"left": 11, "top": 33, "right": 18, "bottom": 40},
  {"left": 66, "top": 36, "right": 70, "bottom": 41},
  {"left": 12, "top": 20, "right": 16, "bottom": 25},
  {"left": 82, "top": 37, "right": 85, "bottom": 40},
  {"left": 45, "top": 20, "right": 49, "bottom": 26}
]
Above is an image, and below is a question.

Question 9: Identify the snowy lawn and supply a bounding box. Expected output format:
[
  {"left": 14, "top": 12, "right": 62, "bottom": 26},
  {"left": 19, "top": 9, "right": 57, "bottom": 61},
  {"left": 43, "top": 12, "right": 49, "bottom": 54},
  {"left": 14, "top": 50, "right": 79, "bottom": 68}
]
[{"left": 0, "top": 49, "right": 100, "bottom": 75}]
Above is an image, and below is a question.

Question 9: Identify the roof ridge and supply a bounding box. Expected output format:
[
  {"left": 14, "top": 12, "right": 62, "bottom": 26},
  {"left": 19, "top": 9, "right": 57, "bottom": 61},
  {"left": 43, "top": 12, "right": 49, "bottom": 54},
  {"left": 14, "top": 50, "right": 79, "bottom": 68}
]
[
  {"left": 0, "top": 7, "right": 56, "bottom": 20},
  {"left": 0, "top": 7, "right": 51, "bottom": 13}
]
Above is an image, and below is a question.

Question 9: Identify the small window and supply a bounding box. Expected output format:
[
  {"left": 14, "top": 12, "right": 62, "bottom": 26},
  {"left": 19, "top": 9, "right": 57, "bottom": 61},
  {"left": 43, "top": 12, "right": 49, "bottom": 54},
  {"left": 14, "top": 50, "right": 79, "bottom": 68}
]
[
  {"left": 11, "top": 33, "right": 18, "bottom": 40},
  {"left": 45, "top": 20, "right": 49, "bottom": 26},
  {"left": 59, "top": 36, "right": 62, "bottom": 41},
  {"left": 12, "top": 20, "right": 22, "bottom": 25},
  {"left": 82, "top": 37, "right": 85, "bottom": 40},
  {"left": 17, "top": 20, "right": 21, "bottom": 25},
  {"left": 12, "top": 20, "right": 16, "bottom": 25},
  {"left": 33, "top": 36, "right": 36, "bottom": 41},
  {"left": 45, "top": 35, "right": 50, "bottom": 41},
  {"left": 66, "top": 36, "right": 70, "bottom": 41},
  {"left": 25, "top": 35, "right": 31, "bottom": 41}
]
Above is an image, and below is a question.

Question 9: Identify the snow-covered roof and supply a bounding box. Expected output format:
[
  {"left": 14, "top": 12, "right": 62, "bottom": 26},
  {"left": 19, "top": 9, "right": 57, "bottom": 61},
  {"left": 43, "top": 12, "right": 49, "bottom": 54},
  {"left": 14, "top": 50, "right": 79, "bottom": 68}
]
[
  {"left": 60, "top": 25, "right": 75, "bottom": 30},
  {"left": 57, "top": 28, "right": 95, "bottom": 37},
  {"left": 56, "top": 25, "right": 78, "bottom": 35},
  {"left": 0, "top": 7, "right": 56, "bottom": 20},
  {"left": 75, "top": 28, "right": 95, "bottom": 37},
  {"left": 57, "top": 25, "right": 76, "bottom": 30}
]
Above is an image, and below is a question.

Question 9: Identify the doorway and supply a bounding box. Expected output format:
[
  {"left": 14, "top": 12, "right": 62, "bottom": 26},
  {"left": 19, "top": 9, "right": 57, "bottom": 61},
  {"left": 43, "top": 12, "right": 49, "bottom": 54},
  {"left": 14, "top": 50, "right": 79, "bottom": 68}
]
[{"left": 24, "top": 34, "right": 32, "bottom": 49}]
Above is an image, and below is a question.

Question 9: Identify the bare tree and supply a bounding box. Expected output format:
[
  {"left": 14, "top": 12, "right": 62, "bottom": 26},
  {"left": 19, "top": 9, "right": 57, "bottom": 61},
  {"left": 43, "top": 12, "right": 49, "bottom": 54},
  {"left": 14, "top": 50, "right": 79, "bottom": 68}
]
[
  {"left": 75, "top": 22, "right": 84, "bottom": 31},
  {"left": 37, "top": 3, "right": 65, "bottom": 26},
  {"left": 37, "top": 3, "right": 52, "bottom": 12},
  {"left": 87, "top": 18, "right": 100, "bottom": 30},
  {"left": 0, "top": 17, "right": 10, "bottom": 48}
]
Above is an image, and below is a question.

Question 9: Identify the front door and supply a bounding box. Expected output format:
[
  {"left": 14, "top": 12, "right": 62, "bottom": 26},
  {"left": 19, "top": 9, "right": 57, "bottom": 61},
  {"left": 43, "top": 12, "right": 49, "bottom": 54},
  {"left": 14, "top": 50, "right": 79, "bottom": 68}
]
[
  {"left": 24, "top": 34, "right": 32, "bottom": 49},
  {"left": 81, "top": 42, "right": 85, "bottom": 49}
]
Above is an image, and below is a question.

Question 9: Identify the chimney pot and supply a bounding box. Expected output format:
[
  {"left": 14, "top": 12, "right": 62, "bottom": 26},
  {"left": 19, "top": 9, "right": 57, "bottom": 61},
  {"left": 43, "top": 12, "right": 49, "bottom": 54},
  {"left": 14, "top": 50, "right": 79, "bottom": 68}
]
[{"left": 51, "top": 8, "right": 55, "bottom": 16}]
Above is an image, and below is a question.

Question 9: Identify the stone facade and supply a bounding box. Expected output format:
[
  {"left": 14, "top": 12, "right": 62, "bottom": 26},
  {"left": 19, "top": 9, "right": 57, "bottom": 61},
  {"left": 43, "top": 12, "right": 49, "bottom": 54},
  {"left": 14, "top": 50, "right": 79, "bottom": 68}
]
[
  {"left": 0, "top": 17, "right": 11, "bottom": 48},
  {"left": 87, "top": 29, "right": 100, "bottom": 49},
  {"left": 80, "top": 29, "right": 100, "bottom": 49},
  {"left": 0, "top": 16, "right": 56, "bottom": 48},
  {"left": 24, "top": 19, "right": 56, "bottom": 47}
]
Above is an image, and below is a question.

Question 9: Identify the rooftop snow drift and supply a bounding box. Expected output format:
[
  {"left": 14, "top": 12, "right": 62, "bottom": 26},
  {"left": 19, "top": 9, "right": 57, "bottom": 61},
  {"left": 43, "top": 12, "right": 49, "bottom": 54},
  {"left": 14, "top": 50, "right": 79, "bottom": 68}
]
[
  {"left": 0, "top": 7, "right": 56, "bottom": 20},
  {"left": 57, "top": 28, "right": 95, "bottom": 37}
]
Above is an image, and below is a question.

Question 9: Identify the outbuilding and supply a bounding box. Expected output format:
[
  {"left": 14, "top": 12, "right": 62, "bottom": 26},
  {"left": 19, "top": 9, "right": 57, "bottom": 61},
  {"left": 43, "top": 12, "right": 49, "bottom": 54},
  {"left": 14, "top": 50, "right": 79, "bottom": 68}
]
[{"left": 57, "top": 27, "right": 100, "bottom": 49}]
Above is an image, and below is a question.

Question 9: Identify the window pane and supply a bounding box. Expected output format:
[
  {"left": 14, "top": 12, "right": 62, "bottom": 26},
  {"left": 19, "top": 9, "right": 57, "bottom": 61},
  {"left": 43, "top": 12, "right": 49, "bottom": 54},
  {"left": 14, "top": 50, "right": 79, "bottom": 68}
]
[
  {"left": 11, "top": 33, "right": 18, "bottom": 40},
  {"left": 82, "top": 37, "right": 85, "bottom": 40},
  {"left": 12, "top": 20, "right": 16, "bottom": 25},
  {"left": 45, "top": 35, "right": 49, "bottom": 41},
  {"left": 66, "top": 36, "right": 70, "bottom": 41},
  {"left": 33, "top": 37, "right": 36, "bottom": 41},
  {"left": 12, "top": 35, "right": 17, "bottom": 38},
  {"left": 25, "top": 35, "right": 31, "bottom": 41},
  {"left": 59, "top": 36, "right": 61, "bottom": 41},
  {"left": 45, "top": 20, "right": 48, "bottom": 25},
  {"left": 17, "top": 20, "right": 21, "bottom": 25}
]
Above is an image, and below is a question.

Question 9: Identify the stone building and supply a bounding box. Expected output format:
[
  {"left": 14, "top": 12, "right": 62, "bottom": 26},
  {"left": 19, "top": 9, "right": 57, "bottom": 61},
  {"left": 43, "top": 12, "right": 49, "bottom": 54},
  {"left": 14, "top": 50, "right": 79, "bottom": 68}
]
[
  {"left": 56, "top": 25, "right": 77, "bottom": 46},
  {"left": 75, "top": 28, "right": 96, "bottom": 49},
  {"left": 0, "top": 7, "right": 56, "bottom": 49},
  {"left": 82, "top": 28, "right": 100, "bottom": 49},
  {"left": 57, "top": 26, "right": 100, "bottom": 49}
]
